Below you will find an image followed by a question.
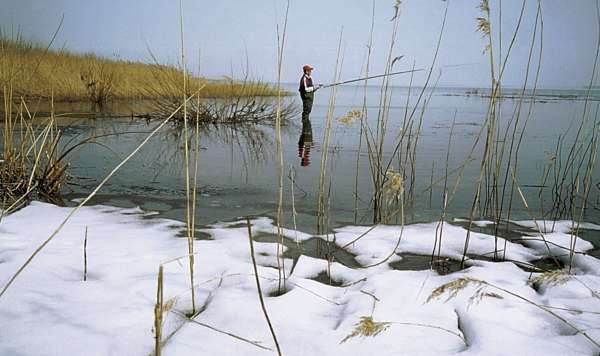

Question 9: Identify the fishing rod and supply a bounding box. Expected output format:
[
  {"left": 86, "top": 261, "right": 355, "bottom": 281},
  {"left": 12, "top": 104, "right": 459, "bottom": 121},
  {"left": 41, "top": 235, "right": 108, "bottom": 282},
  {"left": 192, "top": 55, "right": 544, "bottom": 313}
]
[{"left": 319, "top": 68, "right": 426, "bottom": 89}]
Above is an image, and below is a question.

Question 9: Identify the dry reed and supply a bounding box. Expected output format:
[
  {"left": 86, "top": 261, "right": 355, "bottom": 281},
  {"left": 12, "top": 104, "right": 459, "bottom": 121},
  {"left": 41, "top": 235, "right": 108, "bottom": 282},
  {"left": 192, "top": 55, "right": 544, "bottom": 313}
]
[
  {"left": 83, "top": 226, "right": 88, "bottom": 282},
  {"left": 154, "top": 265, "right": 164, "bottom": 356},
  {"left": 246, "top": 218, "right": 282, "bottom": 355}
]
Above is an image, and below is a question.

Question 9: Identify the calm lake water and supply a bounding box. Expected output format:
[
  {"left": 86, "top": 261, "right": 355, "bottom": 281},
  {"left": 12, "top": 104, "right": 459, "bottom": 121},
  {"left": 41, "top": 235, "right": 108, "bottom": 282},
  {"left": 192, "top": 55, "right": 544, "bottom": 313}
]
[{"left": 29, "top": 84, "right": 599, "bottom": 234}]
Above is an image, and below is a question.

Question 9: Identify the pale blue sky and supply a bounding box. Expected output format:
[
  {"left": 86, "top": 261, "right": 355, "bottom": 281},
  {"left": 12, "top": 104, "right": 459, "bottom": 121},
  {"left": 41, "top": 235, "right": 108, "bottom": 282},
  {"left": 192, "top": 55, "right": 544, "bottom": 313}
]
[{"left": 2, "top": 0, "right": 598, "bottom": 88}]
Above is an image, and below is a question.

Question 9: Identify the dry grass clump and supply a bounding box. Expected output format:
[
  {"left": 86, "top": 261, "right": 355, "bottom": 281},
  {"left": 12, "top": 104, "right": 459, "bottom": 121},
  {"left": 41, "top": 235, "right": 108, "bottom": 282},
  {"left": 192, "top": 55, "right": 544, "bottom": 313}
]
[
  {"left": 427, "top": 277, "right": 502, "bottom": 306},
  {"left": 1, "top": 97, "right": 68, "bottom": 208},
  {"left": 141, "top": 63, "right": 296, "bottom": 123},
  {"left": 148, "top": 86, "right": 297, "bottom": 123},
  {"left": 527, "top": 271, "right": 571, "bottom": 288},
  {"left": 79, "top": 60, "right": 116, "bottom": 105},
  {"left": 0, "top": 124, "right": 68, "bottom": 206},
  {"left": 427, "top": 278, "right": 481, "bottom": 303},
  {"left": 340, "top": 316, "right": 392, "bottom": 344}
]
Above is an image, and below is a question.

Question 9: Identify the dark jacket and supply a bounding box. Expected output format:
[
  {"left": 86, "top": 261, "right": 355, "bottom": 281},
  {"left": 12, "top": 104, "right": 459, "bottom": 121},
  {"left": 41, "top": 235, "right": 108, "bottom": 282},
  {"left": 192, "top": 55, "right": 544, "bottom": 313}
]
[{"left": 298, "top": 74, "right": 314, "bottom": 99}]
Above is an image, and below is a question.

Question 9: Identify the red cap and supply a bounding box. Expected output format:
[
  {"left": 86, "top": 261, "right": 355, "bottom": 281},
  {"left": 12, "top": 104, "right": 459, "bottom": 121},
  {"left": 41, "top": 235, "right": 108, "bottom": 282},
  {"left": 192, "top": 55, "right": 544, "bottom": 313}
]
[{"left": 303, "top": 64, "right": 314, "bottom": 72}]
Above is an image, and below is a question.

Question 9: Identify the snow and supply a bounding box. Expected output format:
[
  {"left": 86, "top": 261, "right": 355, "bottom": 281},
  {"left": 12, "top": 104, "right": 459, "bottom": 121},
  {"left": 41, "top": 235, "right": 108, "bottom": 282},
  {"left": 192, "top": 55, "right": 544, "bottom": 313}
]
[
  {"left": 512, "top": 219, "right": 600, "bottom": 233},
  {"left": 329, "top": 222, "right": 538, "bottom": 266},
  {"left": 0, "top": 201, "right": 599, "bottom": 355}
]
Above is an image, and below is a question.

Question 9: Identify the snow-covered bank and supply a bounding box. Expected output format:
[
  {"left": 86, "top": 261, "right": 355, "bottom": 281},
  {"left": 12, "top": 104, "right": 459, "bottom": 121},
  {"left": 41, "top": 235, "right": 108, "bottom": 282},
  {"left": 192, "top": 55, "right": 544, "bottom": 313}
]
[{"left": 0, "top": 202, "right": 599, "bottom": 355}]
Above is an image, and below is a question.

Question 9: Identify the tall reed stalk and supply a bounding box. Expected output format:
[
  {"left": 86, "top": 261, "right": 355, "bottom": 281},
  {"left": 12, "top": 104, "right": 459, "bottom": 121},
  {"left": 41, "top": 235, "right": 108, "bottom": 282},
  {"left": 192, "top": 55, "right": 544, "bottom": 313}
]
[
  {"left": 501, "top": 0, "right": 544, "bottom": 259},
  {"left": 274, "top": 0, "right": 290, "bottom": 294},
  {"left": 247, "top": 218, "right": 282, "bottom": 355},
  {"left": 178, "top": 0, "right": 196, "bottom": 314},
  {"left": 316, "top": 29, "right": 344, "bottom": 232},
  {"left": 566, "top": 0, "right": 600, "bottom": 271},
  {"left": 370, "top": 2, "right": 402, "bottom": 223},
  {"left": 379, "top": 1, "right": 448, "bottom": 224},
  {"left": 461, "top": 0, "right": 531, "bottom": 266},
  {"left": 431, "top": 115, "right": 455, "bottom": 265},
  {"left": 154, "top": 265, "right": 164, "bottom": 356},
  {"left": 353, "top": 0, "right": 376, "bottom": 224}
]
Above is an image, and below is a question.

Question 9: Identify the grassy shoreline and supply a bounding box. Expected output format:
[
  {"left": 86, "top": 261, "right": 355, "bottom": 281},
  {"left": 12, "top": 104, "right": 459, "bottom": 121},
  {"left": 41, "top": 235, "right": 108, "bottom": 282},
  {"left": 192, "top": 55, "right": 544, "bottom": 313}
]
[{"left": 0, "top": 36, "right": 286, "bottom": 103}]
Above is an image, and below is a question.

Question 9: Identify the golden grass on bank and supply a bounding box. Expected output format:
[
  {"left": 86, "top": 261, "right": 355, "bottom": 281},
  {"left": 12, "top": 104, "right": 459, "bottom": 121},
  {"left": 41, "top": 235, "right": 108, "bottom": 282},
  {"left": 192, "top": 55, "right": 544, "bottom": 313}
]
[{"left": 0, "top": 36, "right": 281, "bottom": 102}]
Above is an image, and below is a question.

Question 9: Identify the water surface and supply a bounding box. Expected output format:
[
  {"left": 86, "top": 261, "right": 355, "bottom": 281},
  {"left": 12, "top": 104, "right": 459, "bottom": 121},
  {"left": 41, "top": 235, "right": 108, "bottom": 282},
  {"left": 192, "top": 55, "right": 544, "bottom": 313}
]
[{"left": 47, "top": 86, "right": 596, "bottom": 228}]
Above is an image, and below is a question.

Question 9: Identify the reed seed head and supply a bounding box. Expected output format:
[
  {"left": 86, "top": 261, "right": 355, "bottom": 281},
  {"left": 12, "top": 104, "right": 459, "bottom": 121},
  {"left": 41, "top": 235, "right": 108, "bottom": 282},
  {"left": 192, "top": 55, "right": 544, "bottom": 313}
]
[
  {"left": 476, "top": 0, "right": 491, "bottom": 54},
  {"left": 478, "top": 0, "right": 490, "bottom": 14},
  {"left": 394, "top": 0, "right": 402, "bottom": 10},
  {"left": 338, "top": 109, "right": 363, "bottom": 126},
  {"left": 392, "top": 0, "right": 402, "bottom": 21},
  {"left": 476, "top": 18, "right": 491, "bottom": 38},
  {"left": 385, "top": 169, "right": 404, "bottom": 194}
]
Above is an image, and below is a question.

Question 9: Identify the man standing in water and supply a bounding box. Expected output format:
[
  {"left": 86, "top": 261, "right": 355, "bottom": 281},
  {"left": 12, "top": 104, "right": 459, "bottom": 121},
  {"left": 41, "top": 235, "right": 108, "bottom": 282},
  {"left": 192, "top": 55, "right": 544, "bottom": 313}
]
[{"left": 299, "top": 65, "right": 322, "bottom": 121}]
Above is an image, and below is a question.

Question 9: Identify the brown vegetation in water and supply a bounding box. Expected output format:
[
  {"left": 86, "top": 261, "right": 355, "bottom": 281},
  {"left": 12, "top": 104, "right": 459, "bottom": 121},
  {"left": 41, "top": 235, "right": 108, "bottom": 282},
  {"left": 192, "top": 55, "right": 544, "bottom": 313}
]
[{"left": 0, "top": 35, "right": 284, "bottom": 104}]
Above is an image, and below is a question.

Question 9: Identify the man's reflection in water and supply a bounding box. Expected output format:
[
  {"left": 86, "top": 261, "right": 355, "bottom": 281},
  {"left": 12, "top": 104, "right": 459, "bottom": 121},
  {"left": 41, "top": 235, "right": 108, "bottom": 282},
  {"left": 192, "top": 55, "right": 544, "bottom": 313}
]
[{"left": 298, "top": 119, "right": 314, "bottom": 166}]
